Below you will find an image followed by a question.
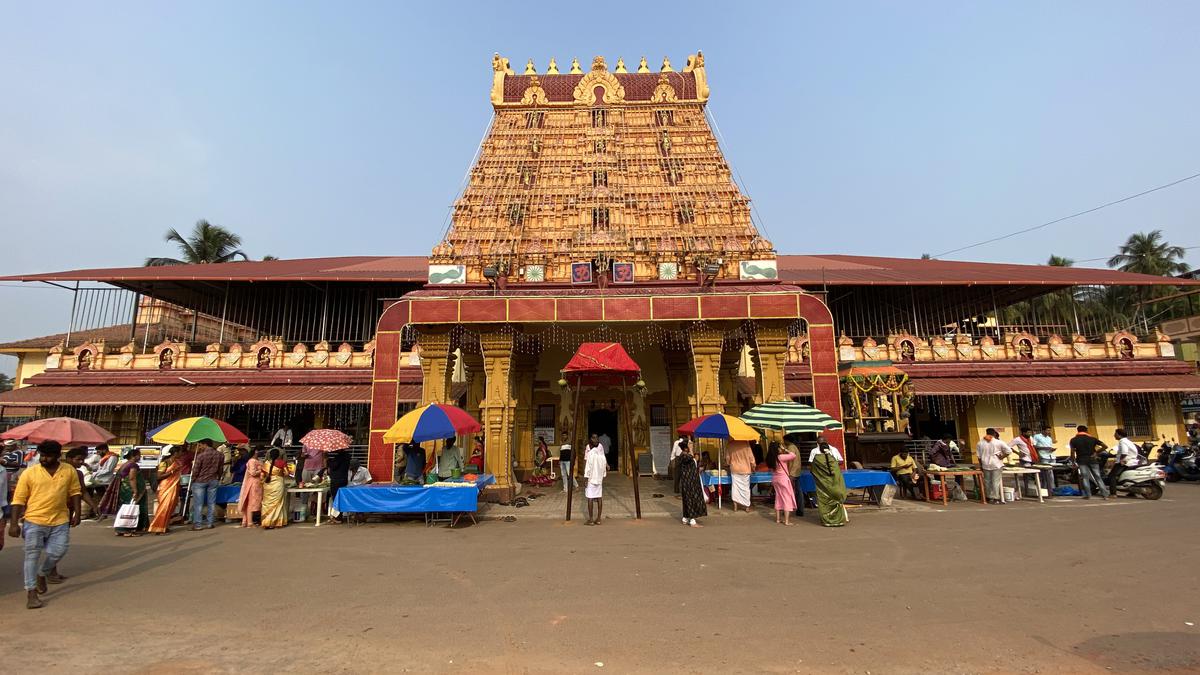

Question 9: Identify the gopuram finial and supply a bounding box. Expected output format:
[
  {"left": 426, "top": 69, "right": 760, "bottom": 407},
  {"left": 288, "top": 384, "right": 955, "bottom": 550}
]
[
  {"left": 615, "top": 57, "right": 627, "bottom": 73},
  {"left": 524, "top": 59, "right": 536, "bottom": 74},
  {"left": 660, "top": 56, "right": 674, "bottom": 73},
  {"left": 546, "top": 57, "right": 559, "bottom": 74},
  {"left": 637, "top": 56, "right": 650, "bottom": 73},
  {"left": 569, "top": 57, "right": 583, "bottom": 74}
]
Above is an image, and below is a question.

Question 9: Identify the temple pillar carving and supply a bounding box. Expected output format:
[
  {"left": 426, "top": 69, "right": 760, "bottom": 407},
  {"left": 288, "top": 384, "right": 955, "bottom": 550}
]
[
  {"left": 718, "top": 341, "right": 742, "bottom": 416},
  {"left": 417, "top": 329, "right": 455, "bottom": 405},
  {"left": 689, "top": 327, "right": 725, "bottom": 417},
  {"left": 510, "top": 350, "right": 539, "bottom": 471},
  {"left": 462, "top": 350, "right": 485, "bottom": 421},
  {"left": 479, "top": 330, "right": 516, "bottom": 494},
  {"left": 751, "top": 322, "right": 790, "bottom": 404},
  {"left": 662, "top": 348, "right": 693, "bottom": 432}
]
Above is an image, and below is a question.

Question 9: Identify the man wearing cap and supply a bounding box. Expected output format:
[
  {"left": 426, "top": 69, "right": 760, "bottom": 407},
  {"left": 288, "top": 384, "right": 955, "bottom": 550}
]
[{"left": 8, "top": 440, "right": 81, "bottom": 609}]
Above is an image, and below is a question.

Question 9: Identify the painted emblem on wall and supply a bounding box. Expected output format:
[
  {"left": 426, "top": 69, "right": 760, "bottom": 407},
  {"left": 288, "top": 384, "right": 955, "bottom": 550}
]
[
  {"left": 739, "top": 259, "right": 778, "bottom": 280},
  {"left": 612, "top": 262, "right": 634, "bottom": 283},
  {"left": 428, "top": 264, "right": 465, "bottom": 284},
  {"left": 658, "top": 262, "right": 678, "bottom": 280},
  {"left": 571, "top": 262, "right": 593, "bottom": 284},
  {"left": 523, "top": 264, "right": 545, "bottom": 282}
]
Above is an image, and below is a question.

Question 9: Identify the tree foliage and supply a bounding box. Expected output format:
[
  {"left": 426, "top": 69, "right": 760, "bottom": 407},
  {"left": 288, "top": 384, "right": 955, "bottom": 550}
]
[{"left": 145, "top": 220, "right": 249, "bottom": 266}]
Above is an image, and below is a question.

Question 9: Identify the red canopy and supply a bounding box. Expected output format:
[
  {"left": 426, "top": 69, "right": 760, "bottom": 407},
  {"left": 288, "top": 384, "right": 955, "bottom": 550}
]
[{"left": 561, "top": 342, "right": 641, "bottom": 386}]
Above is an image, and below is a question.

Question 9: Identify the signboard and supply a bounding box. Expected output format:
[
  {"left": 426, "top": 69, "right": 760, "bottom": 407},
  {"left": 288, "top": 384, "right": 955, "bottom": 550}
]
[
  {"left": 649, "top": 426, "right": 672, "bottom": 475},
  {"left": 428, "top": 264, "right": 465, "bottom": 284},
  {"left": 739, "top": 259, "right": 778, "bottom": 280}
]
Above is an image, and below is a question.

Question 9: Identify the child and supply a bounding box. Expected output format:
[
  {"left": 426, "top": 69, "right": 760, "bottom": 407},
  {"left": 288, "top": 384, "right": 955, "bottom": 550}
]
[{"left": 583, "top": 433, "right": 607, "bottom": 526}]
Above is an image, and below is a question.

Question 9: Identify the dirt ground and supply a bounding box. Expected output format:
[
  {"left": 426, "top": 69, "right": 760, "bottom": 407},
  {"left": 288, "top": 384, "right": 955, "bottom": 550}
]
[{"left": 2, "top": 482, "right": 1198, "bottom": 674}]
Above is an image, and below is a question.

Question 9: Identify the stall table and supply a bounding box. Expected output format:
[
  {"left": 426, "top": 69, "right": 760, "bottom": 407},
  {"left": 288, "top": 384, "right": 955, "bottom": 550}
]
[
  {"left": 332, "top": 474, "right": 496, "bottom": 527},
  {"left": 287, "top": 486, "right": 330, "bottom": 526},
  {"left": 923, "top": 470, "right": 987, "bottom": 505},
  {"left": 699, "top": 470, "right": 896, "bottom": 507},
  {"left": 1001, "top": 467, "right": 1044, "bottom": 503}
]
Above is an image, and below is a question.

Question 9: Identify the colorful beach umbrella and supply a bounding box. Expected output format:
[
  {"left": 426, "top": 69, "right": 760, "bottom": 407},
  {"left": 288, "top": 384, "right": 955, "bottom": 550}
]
[
  {"left": 299, "top": 428, "right": 353, "bottom": 452},
  {"left": 383, "top": 404, "right": 481, "bottom": 444},
  {"left": 0, "top": 417, "right": 115, "bottom": 446},
  {"left": 741, "top": 400, "right": 844, "bottom": 433},
  {"left": 676, "top": 413, "right": 759, "bottom": 441},
  {"left": 147, "top": 417, "right": 249, "bottom": 445}
]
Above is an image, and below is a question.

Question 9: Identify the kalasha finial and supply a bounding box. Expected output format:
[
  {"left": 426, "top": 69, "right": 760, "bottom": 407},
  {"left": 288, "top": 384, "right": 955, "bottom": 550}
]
[
  {"left": 524, "top": 59, "right": 536, "bottom": 75},
  {"left": 546, "top": 57, "right": 559, "bottom": 74},
  {"left": 637, "top": 56, "right": 650, "bottom": 73},
  {"left": 615, "top": 57, "right": 627, "bottom": 73},
  {"left": 569, "top": 57, "right": 583, "bottom": 74},
  {"left": 661, "top": 56, "right": 674, "bottom": 73}
]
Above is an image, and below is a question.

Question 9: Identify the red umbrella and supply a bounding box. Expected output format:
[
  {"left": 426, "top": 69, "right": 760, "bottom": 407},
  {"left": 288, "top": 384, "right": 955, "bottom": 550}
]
[
  {"left": 0, "top": 417, "right": 116, "bottom": 446},
  {"left": 299, "top": 428, "right": 353, "bottom": 452}
]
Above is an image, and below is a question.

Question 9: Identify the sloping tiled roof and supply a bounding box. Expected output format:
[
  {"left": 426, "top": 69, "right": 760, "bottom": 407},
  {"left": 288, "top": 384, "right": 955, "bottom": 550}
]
[
  {"left": 0, "top": 383, "right": 421, "bottom": 406},
  {"left": 2, "top": 254, "right": 1195, "bottom": 288},
  {"left": 0, "top": 323, "right": 152, "bottom": 351},
  {"left": 911, "top": 373, "right": 1200, "bottom": 395}
]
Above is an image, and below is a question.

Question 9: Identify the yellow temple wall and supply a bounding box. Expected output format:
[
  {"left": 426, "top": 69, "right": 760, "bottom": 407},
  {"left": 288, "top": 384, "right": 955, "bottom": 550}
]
[
  {"left": 1150, "top": 395, "right": 1187, "bottom": 444},
  {"left": 964, "top": 397, "right": 1012, "bottom": 459},
  {"left": 1090, "top": 398, "right": 1121, "bottom": 445},
  {"left": 12, "top": 353, "right": 47, "bottom": 388}
]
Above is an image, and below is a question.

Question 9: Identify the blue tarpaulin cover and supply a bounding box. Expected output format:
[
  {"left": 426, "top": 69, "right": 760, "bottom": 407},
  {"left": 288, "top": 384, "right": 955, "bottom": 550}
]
[
  {"left": 700, "top": 469, "right": 896, "bottom": 492},
  {"left": 332, "top": 474, "right": 496, "bottom": 513},
  {"left": 216, "top": 485, "right": 241, "bottom": 504}
]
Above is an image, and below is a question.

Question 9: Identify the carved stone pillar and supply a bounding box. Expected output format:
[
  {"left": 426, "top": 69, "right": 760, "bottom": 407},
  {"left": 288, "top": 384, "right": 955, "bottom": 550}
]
[
  {"left": 689, "top": 326, "right": 725, "bottom": 417},
  {"left": 479, "top": 330, "right": 516, "bottom": 496},
  {"left": 751, "top": 322, "right": 789, "bottom": 404},
  {"left": 663, "top": 348, "right": 693, "bottom": 432},
  {"left": 719, "top": 341, "right": 742, "bottom": 416},
  {"left": 510, "top": 351, "right": 539, "bottom": 472},
  {"left": 462, "top": 351, "right": 485, "bottom": 421},
  {"left": 417, "top": 329, "right": 455, "bottom": 405}
]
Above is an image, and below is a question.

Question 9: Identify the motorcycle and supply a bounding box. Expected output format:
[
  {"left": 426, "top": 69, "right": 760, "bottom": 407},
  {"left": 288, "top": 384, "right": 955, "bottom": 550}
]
[
  {"left": 1162, "top": 443, "right": 1200, "bottom": 483},
  {"left": 1110, "top": 462, "right": 1167, "bottom": 500}
]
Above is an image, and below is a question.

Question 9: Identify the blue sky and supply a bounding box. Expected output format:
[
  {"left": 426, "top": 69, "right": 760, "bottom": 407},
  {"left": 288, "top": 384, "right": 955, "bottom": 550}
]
[{"left": 2, "top": 1, "right": 1198, "bottom": 373}]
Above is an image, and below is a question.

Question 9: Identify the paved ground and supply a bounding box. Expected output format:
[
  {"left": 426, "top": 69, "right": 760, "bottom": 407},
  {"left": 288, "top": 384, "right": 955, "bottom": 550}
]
[{"left": 2, "top": 481, "right": 1197, "bottom": 674}]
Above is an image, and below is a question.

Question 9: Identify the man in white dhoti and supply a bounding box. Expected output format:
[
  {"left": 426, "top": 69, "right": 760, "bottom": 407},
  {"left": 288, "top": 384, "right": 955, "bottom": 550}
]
[
  {"left": 728, "top": 439, "right": 756, "bottom": 512},
  {"left": 583, "top": 434, "right": 607, "bottom": 526}
]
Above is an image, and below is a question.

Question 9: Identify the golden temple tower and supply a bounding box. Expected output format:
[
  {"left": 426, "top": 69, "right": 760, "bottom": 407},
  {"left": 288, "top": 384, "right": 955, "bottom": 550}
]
[{"left": 428, "top": 52, "right": 777, "bottom": 286}]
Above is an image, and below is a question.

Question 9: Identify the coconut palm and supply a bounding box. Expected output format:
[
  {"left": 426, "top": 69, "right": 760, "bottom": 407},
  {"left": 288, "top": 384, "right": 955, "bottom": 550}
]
[
  {"left": 1107, "top": 230, "right": 1189, "bottom": 276},
  {"left": 145, "top": 220, "right": 249, "bottom": 266}
]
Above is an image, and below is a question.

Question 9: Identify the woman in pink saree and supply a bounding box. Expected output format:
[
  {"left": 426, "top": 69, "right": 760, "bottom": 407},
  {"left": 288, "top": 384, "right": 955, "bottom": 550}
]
[{"left": 237, "top": 448, "right": 265, "bottom": 528}]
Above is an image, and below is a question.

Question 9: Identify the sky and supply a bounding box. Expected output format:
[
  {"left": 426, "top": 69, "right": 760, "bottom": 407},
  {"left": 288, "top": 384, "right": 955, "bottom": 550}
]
[{"left": 2, "top": 1, "right": 1198, "bottom": 374}]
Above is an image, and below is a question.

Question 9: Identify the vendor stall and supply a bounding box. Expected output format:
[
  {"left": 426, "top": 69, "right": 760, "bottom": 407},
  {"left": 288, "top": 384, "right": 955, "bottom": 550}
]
[
  {"left": 332, "top": 474, "right": 495, "bottom": 527},
  {"left": 700, "top": 469, "right": 895, "bottom": 506}
]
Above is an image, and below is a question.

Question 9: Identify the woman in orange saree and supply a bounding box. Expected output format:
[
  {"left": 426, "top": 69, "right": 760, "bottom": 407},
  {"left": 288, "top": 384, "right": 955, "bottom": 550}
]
[
  {"left": 237, "top": 448, "right": 265, "bottom": 528},
  {"left": 148, "top": 454, "right": 182, "bottom": 534}
]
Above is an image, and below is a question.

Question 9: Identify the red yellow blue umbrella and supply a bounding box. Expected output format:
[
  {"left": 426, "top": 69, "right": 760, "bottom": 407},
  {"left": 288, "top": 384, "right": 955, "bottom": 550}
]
[{"left": 383, "top": 404, "right": 481, "bottom": 444}]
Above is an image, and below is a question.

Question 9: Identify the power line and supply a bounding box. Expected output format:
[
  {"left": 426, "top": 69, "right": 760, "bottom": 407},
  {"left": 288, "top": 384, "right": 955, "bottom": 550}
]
[{"left": 932, "top": 171, "right": 1200, "bottom": 259}]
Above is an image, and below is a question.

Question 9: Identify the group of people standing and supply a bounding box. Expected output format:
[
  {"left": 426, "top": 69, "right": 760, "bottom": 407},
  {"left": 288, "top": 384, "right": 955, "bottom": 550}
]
[{"left": 668, "top": 434, "right": 849, "bottom": 528}]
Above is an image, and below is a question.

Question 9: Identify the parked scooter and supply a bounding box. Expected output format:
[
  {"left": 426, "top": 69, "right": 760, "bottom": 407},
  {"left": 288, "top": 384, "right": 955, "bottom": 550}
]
[
  {"left": 1110, "top": 462, "right": 1167, "bottom": 500},
  {"left": 1162, "top": 443, "right": 1200, "bottom": 482}
]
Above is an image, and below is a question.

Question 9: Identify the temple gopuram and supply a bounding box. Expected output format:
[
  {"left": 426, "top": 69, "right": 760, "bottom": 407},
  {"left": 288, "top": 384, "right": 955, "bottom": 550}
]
[{"left": 3, "top": 52, "right": 1199, "bottom": 499}]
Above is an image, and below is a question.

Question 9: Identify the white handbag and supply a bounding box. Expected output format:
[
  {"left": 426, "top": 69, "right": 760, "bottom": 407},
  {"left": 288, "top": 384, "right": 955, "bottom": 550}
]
[{"left": 113, "top": 502, "right": 140, "bottom": 529}]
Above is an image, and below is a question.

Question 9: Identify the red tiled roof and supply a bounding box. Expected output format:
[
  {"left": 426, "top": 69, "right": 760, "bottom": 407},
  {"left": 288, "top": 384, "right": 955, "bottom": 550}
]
[
  {"left": 3, "top": 254, "right": 1195, "bottom": 288},
  {"left": 501, "top": 72, "right": 698, "bottom": 103},
  {"left": 0, "top": 323, "right": 153, "bottom": 351},
  {"left": 0, "top": 383, "right": 421, "bottom": 406},
  {"left": 911, "top": 374, "right": 1200, "bottom": 395}
]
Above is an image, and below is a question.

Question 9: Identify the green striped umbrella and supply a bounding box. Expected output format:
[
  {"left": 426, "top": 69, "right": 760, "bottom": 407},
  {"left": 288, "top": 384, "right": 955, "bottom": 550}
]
[{"left": 741, "top": 400, "right": 844, "bottom": 433}]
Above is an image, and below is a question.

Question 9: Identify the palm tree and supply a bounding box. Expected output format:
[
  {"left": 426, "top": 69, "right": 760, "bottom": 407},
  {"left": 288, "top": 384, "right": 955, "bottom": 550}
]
[
  {"left": 1035, "top": 255, "right": 1078, "bottom": 329},
  {"left": 1107, "top": 230, "right": 1188, "bottom": 276},
  {"left": 145, "top": 220, "right": 249, "bottom": 266}
]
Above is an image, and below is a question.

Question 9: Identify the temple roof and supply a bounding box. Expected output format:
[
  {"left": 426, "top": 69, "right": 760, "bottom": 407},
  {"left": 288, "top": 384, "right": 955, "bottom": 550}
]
[{"left": 5, "top": 253, "right": 1196, "bottom": 288}]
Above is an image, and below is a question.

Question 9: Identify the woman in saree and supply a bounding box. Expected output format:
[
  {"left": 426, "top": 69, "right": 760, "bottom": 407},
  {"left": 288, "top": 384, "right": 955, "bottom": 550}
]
[
  {"left": 98, "top": 449, "right": 149, "bottom": 536},
  {"left": 260, "top": 448, "right": 290, "bottom": 530},
  {"left": 237, "top": 447, "right": 265, "bottom": 528},
  {"left": 148, "top": 451, "right": 182, "bottom": 534},
  {"left": 809, "top": 438, "right": 849, "bottom": 527}
]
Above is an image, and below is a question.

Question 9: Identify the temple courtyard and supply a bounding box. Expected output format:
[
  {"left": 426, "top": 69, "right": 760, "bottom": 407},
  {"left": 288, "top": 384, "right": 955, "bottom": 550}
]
[{"left": 2, "top": 484, "right": 1197, "bottom": 674}]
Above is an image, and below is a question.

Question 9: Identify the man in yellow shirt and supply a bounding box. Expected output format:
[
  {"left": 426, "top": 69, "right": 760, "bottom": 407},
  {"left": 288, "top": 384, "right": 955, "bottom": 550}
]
[
  {"left": 890, "top": 449, "right": 923, "bottom": 500},
  {"left": 8, "top": 441, "right": 81, "bottom": 609}
]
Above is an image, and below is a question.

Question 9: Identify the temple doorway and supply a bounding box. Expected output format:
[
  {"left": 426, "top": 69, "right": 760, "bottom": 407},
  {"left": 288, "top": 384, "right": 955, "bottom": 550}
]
[{"left": 588, "top": 407, "right": 619, "bottom": 469}]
